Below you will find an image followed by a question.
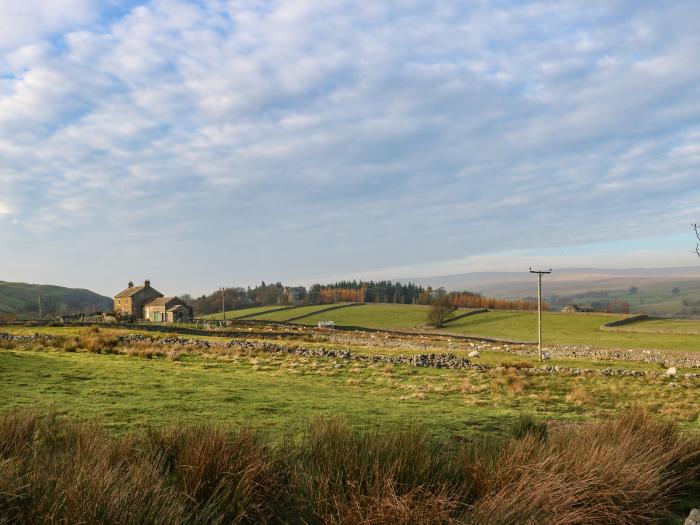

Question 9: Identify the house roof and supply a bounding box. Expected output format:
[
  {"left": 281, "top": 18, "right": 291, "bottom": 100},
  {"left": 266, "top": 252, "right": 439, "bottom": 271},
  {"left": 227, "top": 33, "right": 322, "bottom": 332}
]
[
  {"left": 144, "top": 296, "right": 185, "bottom": 307},
  {"left": 115, "top": 286, "right": 147, "bottom": 298},
  {"left": 167, "top": 304, "right": 189, "bottom": 312}
]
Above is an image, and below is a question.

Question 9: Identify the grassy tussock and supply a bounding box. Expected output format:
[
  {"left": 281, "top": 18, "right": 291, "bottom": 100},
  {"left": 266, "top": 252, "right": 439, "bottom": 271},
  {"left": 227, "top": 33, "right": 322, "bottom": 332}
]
[
  {"left": 38, "top": 327, "right": 186, "bottom": 360},
  {"left": 0, "top": 410, "right": 697, "bottom": 524}
]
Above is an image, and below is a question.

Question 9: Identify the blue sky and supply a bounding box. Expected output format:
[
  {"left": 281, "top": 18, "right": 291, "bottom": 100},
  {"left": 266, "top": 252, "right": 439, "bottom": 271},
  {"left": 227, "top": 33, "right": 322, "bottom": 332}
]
[{"left": 0, "top": 0, "right": 699, "bottom": 296}]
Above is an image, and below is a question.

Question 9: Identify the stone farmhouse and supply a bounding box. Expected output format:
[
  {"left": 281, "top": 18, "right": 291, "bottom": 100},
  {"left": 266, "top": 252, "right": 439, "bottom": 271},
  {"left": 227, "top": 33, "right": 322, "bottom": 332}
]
[{"left": 114, "top": 280, "right": 193, "bottom": 322}]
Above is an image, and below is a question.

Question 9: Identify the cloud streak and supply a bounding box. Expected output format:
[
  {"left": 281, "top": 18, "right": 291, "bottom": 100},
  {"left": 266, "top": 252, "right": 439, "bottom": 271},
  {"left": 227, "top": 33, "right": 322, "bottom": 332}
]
[{"left": 0, "top": 0, "right": 699, "bottom": 294}]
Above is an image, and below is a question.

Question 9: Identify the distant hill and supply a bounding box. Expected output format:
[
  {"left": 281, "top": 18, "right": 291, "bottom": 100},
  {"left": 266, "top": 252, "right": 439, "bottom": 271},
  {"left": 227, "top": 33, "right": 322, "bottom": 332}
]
[
  {"left": 398, "top": 267, "right": 700, "bottom": 316},
  {"left": 0, "top": 281, "right": 113, "bottom": 320}
]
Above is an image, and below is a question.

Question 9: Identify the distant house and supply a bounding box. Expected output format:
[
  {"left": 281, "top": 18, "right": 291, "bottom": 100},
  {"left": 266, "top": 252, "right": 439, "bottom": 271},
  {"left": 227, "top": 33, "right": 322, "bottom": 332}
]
[
  {"left": 114, "top": 280, "right": 192, "bottom": 322},
  {"left": 562, "top": 304, "right": 594, "bottom": 313},
  {"left": 285, "top": 286, "right": 307, "bottom": 303},
  {"left": 115, "top": 280, "right": 163, "bottom": 318}
]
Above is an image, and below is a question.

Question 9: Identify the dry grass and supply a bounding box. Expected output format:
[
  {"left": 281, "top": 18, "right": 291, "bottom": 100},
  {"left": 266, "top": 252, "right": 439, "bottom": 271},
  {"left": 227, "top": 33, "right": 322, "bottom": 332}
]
[
  {"left": 0, "top": 410, "right": 698, "bottom": 524},
  {"left": 467, "top": 410, "right": 700, "bottom": 524},
  {"left": 567, "top": 385, "right": 593, "bottom": 405},
  {"left": 489, "top": 367, "right": 527, "bottom": 396}
]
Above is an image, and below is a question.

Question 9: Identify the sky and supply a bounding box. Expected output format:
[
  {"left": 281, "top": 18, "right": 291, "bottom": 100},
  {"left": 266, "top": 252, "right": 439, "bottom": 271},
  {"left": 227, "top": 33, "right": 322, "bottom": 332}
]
[{"left": 0, "top": 0, "right": 699, "bottom": 297}]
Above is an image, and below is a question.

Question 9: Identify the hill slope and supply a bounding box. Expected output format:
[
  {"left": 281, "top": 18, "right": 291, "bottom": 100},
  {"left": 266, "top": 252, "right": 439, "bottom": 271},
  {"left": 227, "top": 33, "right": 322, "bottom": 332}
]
[
  {"left": 400, "top": 267, "right": 700, "bottom": 316},
  {"left": 0, "top": 281, "right": 113, "bottom": 319}
]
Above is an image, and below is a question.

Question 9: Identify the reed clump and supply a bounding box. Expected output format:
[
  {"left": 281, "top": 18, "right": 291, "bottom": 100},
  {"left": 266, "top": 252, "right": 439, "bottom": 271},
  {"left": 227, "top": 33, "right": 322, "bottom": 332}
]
[{"left": 0, "top": 409, "right": 697, "bottom": 524}]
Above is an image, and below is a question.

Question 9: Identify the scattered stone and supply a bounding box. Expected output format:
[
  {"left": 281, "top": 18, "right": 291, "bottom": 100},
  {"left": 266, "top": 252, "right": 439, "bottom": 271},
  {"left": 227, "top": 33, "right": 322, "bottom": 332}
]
[
  {"left": 685, "top": 509, "right": 700, "bottom": 525},
  {"left": 468, "top": 350, "right": 480, "bottom": 358},
  {"left": 666, "top": 367, "right": 678, "bottom": 378},
  {"left": 2, "top": 330, "right": 700, "bottom": 379}
]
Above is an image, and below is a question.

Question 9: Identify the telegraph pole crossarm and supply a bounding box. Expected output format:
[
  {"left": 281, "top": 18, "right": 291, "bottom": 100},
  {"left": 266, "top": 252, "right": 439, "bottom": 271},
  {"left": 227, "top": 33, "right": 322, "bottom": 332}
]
[{"left": 529, "top": 268, "right": 552, "bottom": 361}]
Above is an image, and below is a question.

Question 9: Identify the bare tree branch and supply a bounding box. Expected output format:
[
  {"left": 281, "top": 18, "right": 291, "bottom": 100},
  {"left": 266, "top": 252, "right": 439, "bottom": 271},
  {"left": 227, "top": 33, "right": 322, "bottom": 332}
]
[{"left": 694, "top": 224, "right": 700, "bottom": 258}]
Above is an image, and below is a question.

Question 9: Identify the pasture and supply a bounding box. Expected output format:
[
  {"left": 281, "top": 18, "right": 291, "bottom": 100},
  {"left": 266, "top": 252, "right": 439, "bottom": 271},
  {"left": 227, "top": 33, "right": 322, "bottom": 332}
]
[
  {"left": 289, "top": 304, "right": 700, "bottom": 352},
  {"left": 200, "top": 305, "right": 293, "bottom": 320},
  {"left": 250, "top": 303, "right": 356, "bottom": 322},
  {"left": 297, "top": 303, "right": 436, "bottom": 330},
  {"left": 1, "top": 323, "right": 699, "bottom": 523},
  {"left": 612, "top": 317, "right": 700, "bottom": 335},
  {"left": 1, "top": 334, "right": 699, "bottom": 436},
  {"left": 0, "top": 326, "right": 700, "bottom": 435},
  {"left": 442, "top": 311, "right": 700, "bottom": 352}
]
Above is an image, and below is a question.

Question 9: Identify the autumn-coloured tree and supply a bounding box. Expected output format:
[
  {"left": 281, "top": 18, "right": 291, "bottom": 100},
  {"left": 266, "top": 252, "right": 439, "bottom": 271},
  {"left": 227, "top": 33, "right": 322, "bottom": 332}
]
[{"left": 446, "top": 291, "right": 544, "bottom": 311}]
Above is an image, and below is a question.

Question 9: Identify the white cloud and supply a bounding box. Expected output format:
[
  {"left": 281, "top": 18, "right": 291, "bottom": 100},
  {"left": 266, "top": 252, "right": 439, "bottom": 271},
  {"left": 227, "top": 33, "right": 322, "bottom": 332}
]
[
  {"left": 0, "top": 0, "right": 99, "bottom": 50},
  {"left": 0, "top": 0, "right": 699, "bottom": 293}
]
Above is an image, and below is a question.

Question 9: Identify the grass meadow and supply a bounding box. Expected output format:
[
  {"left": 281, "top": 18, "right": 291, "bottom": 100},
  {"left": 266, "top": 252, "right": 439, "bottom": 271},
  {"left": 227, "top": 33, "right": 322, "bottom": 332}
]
[
  {"left": 196, "top": 301, "right": 700, "bottom": 352},
  {"left": 249, "top": 303, "right": 354, "bottom": 322},
  {"left": 441, "top": 311, "right": 700, "bottom": 351},
  {"left": 612, "top": 317, "right": 700, "bottom": 335},
  {"left": 200, "top": 305, "right": 293, "bottom": 320},
  {"left": 1, "top": 325, "right": 699, "bottom": 523},
  {"left": 289, "top": 304, "right": 700, "bottom": 352},
  {"left": 1, "top": 334, "right": 699, "bottom": 435},
  {"left": 297, "top": 303, "right": 436, "bottom": 330}
]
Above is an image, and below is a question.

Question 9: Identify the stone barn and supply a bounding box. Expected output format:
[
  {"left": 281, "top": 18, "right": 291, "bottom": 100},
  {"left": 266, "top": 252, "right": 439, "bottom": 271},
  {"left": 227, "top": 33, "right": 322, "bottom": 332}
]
[{"left": 143, "top": 297, "right": 193, "bottom": 323}]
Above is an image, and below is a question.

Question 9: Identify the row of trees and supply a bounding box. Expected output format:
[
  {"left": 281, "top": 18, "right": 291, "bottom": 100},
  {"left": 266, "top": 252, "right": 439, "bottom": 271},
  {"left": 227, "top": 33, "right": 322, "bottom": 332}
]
[
  {"left": 443, "top": 291, "right": 542, "bottom": 311},
  {"left": 308, "top": 281, "right": 426, "bottom": 305},
  {"left": 184, "top": 282, "right": 549, "bottom": 316}
]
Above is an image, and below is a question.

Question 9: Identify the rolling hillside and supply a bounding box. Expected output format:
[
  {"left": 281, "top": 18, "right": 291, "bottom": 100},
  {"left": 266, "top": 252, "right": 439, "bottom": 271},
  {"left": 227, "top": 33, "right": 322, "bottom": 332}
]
[
  {"left": 400, "top": 267, "right": 700, "bottom": 316},
  {"left": 0, "top": 281, "right": 113, "bottom": 319}
]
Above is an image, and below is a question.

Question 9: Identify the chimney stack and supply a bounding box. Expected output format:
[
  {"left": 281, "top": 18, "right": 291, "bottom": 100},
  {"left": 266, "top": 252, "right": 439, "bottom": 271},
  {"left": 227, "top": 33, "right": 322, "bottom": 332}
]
[
  {"left": 128, "top": 281, "right": 134, "bottom": 288},
  {"left": 144, "top": 279, "right": 151, "bottom": 288}
]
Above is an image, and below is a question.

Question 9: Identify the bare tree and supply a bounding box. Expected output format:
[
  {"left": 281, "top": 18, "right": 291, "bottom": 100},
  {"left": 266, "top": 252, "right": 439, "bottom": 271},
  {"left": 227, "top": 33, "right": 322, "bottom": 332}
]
[
  {"left": 427, "top": 289, "right": 455, "bottom": 328},
  {"left": 694, "top": 224, "right": 700, "bottom": 258}
]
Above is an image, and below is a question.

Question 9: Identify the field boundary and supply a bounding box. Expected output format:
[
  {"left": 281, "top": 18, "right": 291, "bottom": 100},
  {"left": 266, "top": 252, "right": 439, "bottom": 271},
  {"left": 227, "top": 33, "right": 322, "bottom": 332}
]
[
  {"left": 233, "top": 304, "right": 308, "bottom": 320},
  {"left": 286, "top": 302, "right": 362, "bottom": 322},
  {"left": 600, "top": 314, "right": 649, "bottom": 330},
  {"left": 440, "top": 308, "right": 489, "bottom": 325},
  {"left": 198, "top": 304, "right": 309, "bottom": 321}
]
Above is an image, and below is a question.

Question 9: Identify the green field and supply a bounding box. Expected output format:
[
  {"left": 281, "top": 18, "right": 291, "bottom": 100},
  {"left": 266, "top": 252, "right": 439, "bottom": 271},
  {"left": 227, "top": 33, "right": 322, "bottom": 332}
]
[
  {"left": 200, "top": 305, "right": 294, "bottom": 320},
  {"left": 282, "top": 304, "right": 700, "bottom": 352},
  {"left": 612, "top": 318, "right": 700, "bottom": 335},
  {"left": 441, "top": 311, "right": 700, "bottom": 352},
  {"left": 195, "top": 302, "right": 700, "bottom": 352},
  {"left": 297, "top": 303, "right": 440, "bottom": 330},
  {"left": 0, "top": 322, "right": 698, "bottom": 524},
  {"left": 1, "top": 345, "right": 698, "bottom": 436},
  {"left": 251, "top": 303, "right": 354, "bottom": 322},
  {"left": 1, "top": 323, "right": 689, "bottom": 373}
]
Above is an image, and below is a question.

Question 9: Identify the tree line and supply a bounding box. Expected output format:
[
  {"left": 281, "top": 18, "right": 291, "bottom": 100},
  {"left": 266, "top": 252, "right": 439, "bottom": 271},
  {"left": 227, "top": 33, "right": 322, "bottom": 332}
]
[
  {"left": 307, "top": 281, "right": 426, "bottom": 305},
  {"left": 183, "top": 280, "right": 550, "bottom": 316}
]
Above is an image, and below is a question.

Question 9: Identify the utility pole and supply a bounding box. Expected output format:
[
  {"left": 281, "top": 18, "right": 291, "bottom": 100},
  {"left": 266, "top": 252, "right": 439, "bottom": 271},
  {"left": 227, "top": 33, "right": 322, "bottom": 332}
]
[
  {"left": 220, "top": 287, "right": 226, "bottom": 324},
  {"left": 529, "top": 268, "right": 552, "bottom": 361}
]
